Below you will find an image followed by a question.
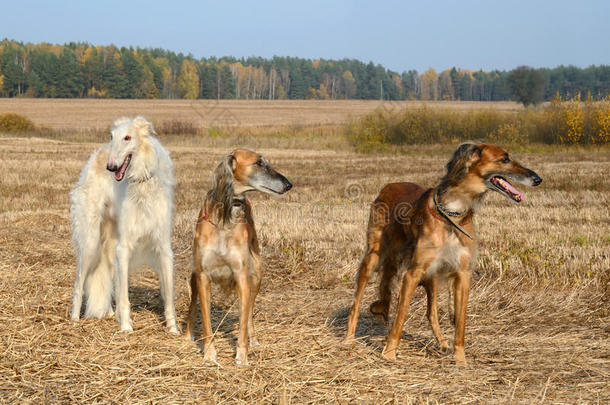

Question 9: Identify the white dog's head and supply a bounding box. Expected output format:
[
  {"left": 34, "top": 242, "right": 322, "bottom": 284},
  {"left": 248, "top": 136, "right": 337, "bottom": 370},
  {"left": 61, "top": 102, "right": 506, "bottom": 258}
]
[{"left": 106, "top": 116, "right": 155, "bottom": 182}]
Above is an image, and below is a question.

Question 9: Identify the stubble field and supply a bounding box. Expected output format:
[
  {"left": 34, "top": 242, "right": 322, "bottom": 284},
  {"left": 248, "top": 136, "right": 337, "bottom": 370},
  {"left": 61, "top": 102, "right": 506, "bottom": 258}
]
[{"left": 0, "top": 100, "right": 608, "bottom": 403}]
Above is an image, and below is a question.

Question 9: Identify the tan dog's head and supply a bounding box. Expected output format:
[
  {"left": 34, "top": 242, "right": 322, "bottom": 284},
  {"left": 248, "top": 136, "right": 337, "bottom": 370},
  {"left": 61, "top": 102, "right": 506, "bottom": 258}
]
[
  {"left": 441, "top": 142, "right": 542, "bottom": 202},
  {"left": 106, "top": 116, "right": 155, "bottom": 182},
  {"left": 210, "top": 149, "right": 292, "bottom": 224}
]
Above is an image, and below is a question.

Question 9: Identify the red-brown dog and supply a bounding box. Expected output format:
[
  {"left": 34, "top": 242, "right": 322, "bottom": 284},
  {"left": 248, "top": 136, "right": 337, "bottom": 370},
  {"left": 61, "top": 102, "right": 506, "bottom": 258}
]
[{"left": 345, "top": 142, "right": 542, "bottom": 364}]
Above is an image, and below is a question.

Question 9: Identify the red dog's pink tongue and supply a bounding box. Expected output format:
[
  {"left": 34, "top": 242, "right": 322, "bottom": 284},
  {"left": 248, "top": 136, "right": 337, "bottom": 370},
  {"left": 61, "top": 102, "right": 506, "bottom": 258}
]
[{"left": 504, "top": 181, "right": 524, "bottom": 200}]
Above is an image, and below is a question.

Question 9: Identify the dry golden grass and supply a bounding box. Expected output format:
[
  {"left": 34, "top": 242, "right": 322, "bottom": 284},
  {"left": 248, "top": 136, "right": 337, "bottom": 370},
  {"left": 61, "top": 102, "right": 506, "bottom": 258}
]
[
  {"left": 0, "top": 99, "right": 524, "bottom": 131},
  {"left": 0, "top": 132, "right": 608, "bottom": 403}
]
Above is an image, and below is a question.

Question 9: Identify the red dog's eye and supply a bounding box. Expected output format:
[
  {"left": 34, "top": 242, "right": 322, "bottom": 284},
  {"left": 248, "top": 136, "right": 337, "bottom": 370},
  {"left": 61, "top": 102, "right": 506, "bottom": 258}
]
[{"left": 124, "top": 136, "right": 131, "bottom": 141}]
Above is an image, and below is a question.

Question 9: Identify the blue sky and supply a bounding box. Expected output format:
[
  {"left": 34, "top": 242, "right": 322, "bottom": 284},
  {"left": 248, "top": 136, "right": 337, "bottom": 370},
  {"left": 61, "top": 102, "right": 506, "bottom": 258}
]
[{"left": 3, "top": 0, "right": 608, "bottom": 72}]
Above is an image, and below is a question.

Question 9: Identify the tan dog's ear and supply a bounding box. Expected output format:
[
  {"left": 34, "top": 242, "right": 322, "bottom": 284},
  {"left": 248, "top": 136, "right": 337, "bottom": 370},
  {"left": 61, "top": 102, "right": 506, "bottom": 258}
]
[
  {"left": 210, "top": 153, "right": 236, "bottom": 225},
  {"left": 132, "top": 116, "right": 156, "bottom": 137},
  {"left": 112, "top": 116, "right": 131, "bottom": 129}
]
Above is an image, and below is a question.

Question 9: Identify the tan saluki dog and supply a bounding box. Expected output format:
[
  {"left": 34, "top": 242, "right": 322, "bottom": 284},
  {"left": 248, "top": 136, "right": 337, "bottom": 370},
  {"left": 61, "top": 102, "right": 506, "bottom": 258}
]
[
  {"left": 345, "top": 142, "right": 542, "bottom": 364},
  {"left": 185, "top": 150, "right": 292, "bottom": 365}
]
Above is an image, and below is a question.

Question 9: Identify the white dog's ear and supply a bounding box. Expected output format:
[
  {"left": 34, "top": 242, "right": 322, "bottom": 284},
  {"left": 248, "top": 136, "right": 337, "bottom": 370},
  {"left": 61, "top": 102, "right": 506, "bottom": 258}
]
[
  {"left": 112, "top": 116, "right": 131, "bottom": 129},
  {"left": 132, "top": 116, "right": 156, "bottom": 137}
]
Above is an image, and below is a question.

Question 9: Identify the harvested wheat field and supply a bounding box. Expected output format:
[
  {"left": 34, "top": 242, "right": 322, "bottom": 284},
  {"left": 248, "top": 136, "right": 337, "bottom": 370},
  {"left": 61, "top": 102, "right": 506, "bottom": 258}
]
[
  {"left": 0, "top": 132, "right": 608, "bottom": 403},
  {"left": 0, "top": 99, "right": 524, "bottom": 131}
]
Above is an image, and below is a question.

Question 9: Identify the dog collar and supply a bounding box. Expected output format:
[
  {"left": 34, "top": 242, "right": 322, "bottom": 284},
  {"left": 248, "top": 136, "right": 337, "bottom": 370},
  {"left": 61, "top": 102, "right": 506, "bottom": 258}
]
[
  {"left": 431, "top": 191, "right": 473, "bottom": 240},
  {"left": 433, "top": 194, "right": 465, "bottom": 217},
  {"left": 201, "top": 196, "right": 246, "bottom": 228},
  {"left": 200, "top": 199, "right": 218, "bottom": 227},
  {"left": 200, "top": 206, "right": 217, "bottom": 227}
]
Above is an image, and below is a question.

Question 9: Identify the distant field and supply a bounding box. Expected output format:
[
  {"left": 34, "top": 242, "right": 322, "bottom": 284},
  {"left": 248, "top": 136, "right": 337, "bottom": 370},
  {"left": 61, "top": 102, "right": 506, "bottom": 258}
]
[{"left": 0, "top": 99, "right": 524, "bottom": 130}]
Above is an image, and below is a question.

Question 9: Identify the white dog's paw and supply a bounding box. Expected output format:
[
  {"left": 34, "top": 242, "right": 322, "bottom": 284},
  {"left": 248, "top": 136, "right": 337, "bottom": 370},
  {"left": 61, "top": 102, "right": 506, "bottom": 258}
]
[
  {"left": 120, "top": 322, "right": 134, "bottom": 333},
  {"left": 105, "top": 309, "right": 115, "bottom": 319},
  {"left": 168, "top": 325, "right": 180, "bottom": 335}
]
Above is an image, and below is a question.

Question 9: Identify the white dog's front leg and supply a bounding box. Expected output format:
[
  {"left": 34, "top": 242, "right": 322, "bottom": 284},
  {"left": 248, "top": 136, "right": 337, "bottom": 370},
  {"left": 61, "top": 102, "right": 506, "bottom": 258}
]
[
  {"left": 158, "top": 249, "right": 179, "bottom": 334},
  {"left": 115, "top": 243, "right": 133, "bottom": 333},
  {"left": 70, "top": 256, "right": 87, "bottom": 321}
]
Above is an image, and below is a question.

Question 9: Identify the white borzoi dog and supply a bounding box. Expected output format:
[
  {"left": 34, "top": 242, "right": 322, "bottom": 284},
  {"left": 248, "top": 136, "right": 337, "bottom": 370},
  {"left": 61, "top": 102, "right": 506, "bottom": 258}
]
[{"left": 70, "top": 116, "right": 178, "bottom": 334}]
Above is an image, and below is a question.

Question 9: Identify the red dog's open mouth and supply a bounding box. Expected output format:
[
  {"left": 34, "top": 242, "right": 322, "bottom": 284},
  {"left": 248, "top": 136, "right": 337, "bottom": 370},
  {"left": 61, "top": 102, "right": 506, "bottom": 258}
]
[
  {"left": 114, "top": 155, "right": 131, "bottom": 181},
  {"left": 490, "top": 176, "right": 523, "bottom": 202}
]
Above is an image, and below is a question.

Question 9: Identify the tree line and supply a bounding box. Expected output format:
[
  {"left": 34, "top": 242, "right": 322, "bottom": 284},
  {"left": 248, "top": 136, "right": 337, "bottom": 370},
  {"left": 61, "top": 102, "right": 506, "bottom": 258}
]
[{"left": 1, "top": 39, "right": 608, "bottom": 102}]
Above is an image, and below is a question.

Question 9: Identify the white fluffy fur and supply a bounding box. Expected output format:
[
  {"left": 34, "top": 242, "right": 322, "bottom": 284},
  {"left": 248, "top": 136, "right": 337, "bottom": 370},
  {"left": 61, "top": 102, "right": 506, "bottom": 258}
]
[{"left": 70, "top": 116, "right": 178, "bottom": 334}]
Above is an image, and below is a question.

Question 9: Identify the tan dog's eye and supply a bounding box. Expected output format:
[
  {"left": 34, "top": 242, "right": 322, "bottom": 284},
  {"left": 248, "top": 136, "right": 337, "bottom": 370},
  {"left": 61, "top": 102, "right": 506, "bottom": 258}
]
[
  {"left": 501, "top": 156, "right": 510, "bottom": 163},
  {"left": 255, "top": 159, "right": 263, "bottom": 166}
]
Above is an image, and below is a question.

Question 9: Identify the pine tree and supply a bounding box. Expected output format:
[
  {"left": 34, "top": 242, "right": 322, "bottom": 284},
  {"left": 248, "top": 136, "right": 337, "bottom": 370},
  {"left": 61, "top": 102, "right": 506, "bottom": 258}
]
[
  {"left": 289, "top": 68, "right": 305, "bottom": 99},
  {"left": 120, "top": 49, "right": 143, "bottom": 98},
  {"left": 450, "top": 67, "right": 461, "bottom": 100},
  {"left": 220, "top": 64, "right": 235, "bottom": 99},
  {"left": 58, "top": 48, "right": 84, "bottom": 97}
]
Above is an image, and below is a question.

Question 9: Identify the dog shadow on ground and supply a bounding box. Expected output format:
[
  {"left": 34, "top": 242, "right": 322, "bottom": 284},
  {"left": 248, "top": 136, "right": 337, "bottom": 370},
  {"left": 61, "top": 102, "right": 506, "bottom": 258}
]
[
  {"left": 129, "top": 285, "right": 166, "bottom": 318},
  {"left": 130, "top": 285, "right": 242, "bottom": 356},
  {"left": 129, "top": 285, "right": 236, "bottom": 347},
  {"left": 329, "top": 304, "right": 449, "bottom": 358},
  {"left": 179, "top": 299, "right": 241, "bottom": 358}
]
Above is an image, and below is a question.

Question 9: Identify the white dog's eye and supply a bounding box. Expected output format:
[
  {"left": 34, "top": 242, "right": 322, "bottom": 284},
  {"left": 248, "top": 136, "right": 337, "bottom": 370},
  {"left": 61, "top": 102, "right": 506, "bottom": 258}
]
[{"left": 124, "top": 136, "right": 131, "bottom": 141}]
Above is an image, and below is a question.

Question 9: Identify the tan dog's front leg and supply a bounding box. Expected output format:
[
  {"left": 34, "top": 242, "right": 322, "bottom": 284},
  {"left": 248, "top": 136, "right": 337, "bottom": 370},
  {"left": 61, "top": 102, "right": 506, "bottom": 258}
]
[
  {"left": 197, "top": 272, "right": 217, "bottom": 364},
  {"left": 235, "top": 270, "right": 251, "bottom": 366},
  {"left": 248, "top": 267, "right": 261, "bottom": 347},
  {"left": 453, "top": 269, "right": 470, "bottom": 365},
  {"left": 184, "top": 273, "right": 198, "bottom": 341}
]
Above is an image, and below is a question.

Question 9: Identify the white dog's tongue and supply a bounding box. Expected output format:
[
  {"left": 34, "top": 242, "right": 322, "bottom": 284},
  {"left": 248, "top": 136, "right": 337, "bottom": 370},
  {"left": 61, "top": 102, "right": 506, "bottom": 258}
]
[{"left": 115, "top": 159, "right": 128, "bottom": 181}]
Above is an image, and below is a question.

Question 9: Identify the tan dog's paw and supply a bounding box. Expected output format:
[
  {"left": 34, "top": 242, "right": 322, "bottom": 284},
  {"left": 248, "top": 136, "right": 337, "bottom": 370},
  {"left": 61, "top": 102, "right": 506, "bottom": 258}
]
[
  {"left": 454, "top": 347, "right": 467, "bottom": 366},
  {"left": 235, "top": 347, "right": 248, "bottom": 366},
  {"left": 203, "top": 345, "right": 218, "bottom": 365},
  {"left": 381, "top": 346, "right": 397, "bottom": 361}
]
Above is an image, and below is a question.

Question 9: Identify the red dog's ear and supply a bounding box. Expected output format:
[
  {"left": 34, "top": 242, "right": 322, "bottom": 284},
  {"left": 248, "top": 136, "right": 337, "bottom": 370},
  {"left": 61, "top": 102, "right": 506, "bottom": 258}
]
[
  {"left": 465, "top": 144, "right": 482, "bottom": 168},
  {"left": 445, "top": 142, "right": 482, "bottom": 178}
]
